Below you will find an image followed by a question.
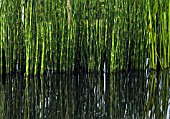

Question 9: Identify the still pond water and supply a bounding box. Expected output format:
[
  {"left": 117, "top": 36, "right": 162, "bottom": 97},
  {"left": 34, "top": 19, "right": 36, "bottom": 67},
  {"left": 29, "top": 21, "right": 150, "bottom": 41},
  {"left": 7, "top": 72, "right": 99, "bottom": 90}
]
[{"left": 0, "top": 70, "right": 170, "bottom": 119}]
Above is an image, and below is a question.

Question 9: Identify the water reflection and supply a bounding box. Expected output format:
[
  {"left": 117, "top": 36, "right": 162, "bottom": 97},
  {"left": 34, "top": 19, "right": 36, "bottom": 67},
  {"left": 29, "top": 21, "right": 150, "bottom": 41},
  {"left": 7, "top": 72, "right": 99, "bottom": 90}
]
[{"left": 0, "top": 71, "right": 169, "bottom": 118}]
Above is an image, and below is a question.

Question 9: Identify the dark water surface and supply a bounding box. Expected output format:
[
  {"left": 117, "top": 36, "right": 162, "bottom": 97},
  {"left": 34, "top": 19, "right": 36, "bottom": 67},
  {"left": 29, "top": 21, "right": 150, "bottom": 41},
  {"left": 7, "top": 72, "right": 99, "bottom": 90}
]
[{"left": 0, "top": 71, "right": 170, "bottom": 119}]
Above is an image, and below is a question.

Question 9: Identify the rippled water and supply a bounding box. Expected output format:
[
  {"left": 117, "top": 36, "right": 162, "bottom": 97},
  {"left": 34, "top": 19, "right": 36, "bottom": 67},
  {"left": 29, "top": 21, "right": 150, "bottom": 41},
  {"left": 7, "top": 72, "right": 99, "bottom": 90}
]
[{"left": 0, "top": 70, "right": 170, "bottom": 119}]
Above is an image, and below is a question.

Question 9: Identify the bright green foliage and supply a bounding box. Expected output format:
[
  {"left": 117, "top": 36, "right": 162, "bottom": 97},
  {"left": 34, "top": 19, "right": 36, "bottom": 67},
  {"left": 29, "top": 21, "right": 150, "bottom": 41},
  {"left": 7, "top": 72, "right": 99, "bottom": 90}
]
[{"left": 0, "top": 0, "right": 170, "bottom": 75}]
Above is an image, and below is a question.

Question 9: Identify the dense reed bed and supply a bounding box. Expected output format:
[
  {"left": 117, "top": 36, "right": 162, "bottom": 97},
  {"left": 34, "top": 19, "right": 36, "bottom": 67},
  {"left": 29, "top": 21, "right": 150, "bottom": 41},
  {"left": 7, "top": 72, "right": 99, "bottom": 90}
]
[{"left": 0, "top": 0, "right": 170, "bottom": 75}]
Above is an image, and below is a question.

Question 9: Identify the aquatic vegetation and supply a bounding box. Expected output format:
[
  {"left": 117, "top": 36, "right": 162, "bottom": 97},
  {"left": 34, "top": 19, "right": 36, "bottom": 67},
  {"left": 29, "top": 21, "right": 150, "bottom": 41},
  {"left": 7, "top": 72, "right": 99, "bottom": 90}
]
[{"left": 0, "top": 0, "right": 170, "bottom": 75}]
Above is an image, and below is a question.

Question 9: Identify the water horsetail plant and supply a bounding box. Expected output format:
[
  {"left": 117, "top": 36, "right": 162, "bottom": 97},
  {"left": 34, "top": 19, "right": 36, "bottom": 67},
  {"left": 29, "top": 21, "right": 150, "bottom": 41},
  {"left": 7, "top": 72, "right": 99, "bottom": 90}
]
[
  {"left": 169, "top": 0, "right": 170, "bottom": 68},
  {"left": 0, "top": 0, "right": 170, "bottom": 76}
]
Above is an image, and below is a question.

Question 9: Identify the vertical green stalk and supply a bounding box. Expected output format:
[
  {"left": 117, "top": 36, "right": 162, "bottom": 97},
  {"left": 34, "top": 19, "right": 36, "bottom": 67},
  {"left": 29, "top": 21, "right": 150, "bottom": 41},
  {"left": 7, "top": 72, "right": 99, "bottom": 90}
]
[
  {"left": 34, "top": 20, "right": 39, "bottom": 75},
  {"left": 0, "top": 0, "right": 2, "bottom": 74},
  {"left": 163, "top": 12, "right": 167, "bottom": 69},
  {"left": 49, "top": 22, "right": 52, "bottom": 69},
  {"left": 168, "top": 0, "right": 170, "bottom": 68},
  {"left": 25, "top": 0, "right": 33, "bottom": 76},
  {"left": 148, "top": 0, "right": 156, "bottom": 69},
  {"left": 60, "top": 19, "right": 66, "bottom": 72},
  {"left": 40, "top": 23, "right": 45, "bottom": 75}
]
